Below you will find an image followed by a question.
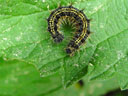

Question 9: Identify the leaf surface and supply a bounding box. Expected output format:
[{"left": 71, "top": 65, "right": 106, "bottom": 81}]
[{"left": 0, "top": 0, "right": 128, "bottom": 89}]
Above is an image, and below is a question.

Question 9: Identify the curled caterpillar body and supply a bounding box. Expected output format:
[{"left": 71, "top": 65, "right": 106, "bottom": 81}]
[{"left": 47, "top": 5, "right": 90, "bottom": 56}]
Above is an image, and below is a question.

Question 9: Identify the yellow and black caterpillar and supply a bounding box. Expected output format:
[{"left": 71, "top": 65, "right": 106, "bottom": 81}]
[{"left": 47, "top": 5, "right": 90, "bottom": 56}]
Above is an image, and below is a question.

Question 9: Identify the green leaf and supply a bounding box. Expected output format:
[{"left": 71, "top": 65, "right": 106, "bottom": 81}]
[
  {"left": 87, "top": 0, "right": 128, "bottom": 90},
  {"left": 0, "top": 0, "right": 128, "bottom": 89},
  {"left": 0, "top": 58, "right": 62, "bottom": 96},
  {"left": 0, "top": 57, "right": 119, "bottom": 96},
  {"left": 115, "top": 57, "right": 128, "bottom": 90},
  {"left": 44, "top": 77, "right": 119, "bottom": 96}
]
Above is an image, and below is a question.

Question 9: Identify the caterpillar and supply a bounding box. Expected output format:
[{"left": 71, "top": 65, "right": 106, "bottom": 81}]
[{"left": 47, "top": 5, "right": 90, "bottom": 56}]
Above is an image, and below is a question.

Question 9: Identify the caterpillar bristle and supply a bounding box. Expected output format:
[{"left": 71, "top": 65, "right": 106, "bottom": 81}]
[
  {"left": 80, "top": 8, "right": 85, "bottom": 12},
  {"left": 89, "top": 31, "right": 93, "bottom": 34},
  {"left": 87, "top": 18, "right": 92, "bottom": 22},
  {"left": 46, "top": 18, "right": 49, "bottom": 21},
  {"left": 58, "top": 2, "right": 62, "bottom": 8},
  {"left": 69, "top": 1, "right": 74, "bottom": 7},
  {"left": 47, "top": 5, "right": 90, "bottom": 56}
]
